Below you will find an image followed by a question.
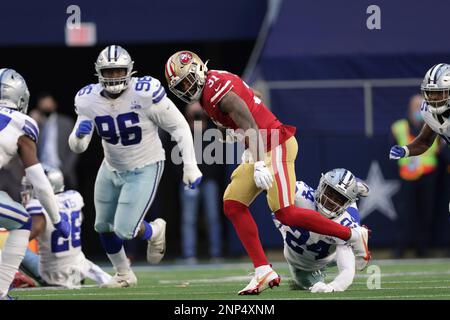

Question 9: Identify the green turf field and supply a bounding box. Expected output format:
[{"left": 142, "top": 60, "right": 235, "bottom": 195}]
[{"left": 11, "top": 258, "right": 450, "bottom": 300}]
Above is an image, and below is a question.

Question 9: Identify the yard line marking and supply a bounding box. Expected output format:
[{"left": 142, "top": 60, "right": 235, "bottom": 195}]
[
  {"left": 156, "top": 270, "right": 450, "bottom": 285},
  {"left": 99, "top": 258, "right": 450, "bottom": 272}
]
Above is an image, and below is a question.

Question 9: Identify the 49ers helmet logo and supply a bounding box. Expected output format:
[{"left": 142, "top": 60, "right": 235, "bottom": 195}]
[{"left": 179, "top": 52, "right": 193, "bottom": 65}]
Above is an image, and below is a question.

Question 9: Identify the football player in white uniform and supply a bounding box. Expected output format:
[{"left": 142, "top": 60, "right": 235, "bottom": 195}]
[
  {"left": 0, "top": 69, "right": 70, "bottom": 299},
  {"left": 390, "top": 63, "right": 450, "bottom": 158},
  {"left": 21, "top": 168, "right": 112, "bottom": 288},
  {"left": 273, "top": 168, "right": 370, "bottom": 293},
  {"left": 68, "top": 45, "right": 202, "bottom": 288}
]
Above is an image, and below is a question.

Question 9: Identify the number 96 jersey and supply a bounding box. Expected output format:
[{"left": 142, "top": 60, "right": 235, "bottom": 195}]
[
  {"left": 74, "top": 76, "right": 169, "bottom": 171},
  {"left": 272, "top": 181, "right": 361, "bottom": 271}
]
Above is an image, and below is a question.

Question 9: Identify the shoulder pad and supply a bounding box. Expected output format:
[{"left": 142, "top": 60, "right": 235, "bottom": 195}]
[
  {"left": 345, "top": 203, "right": 361, "bottom": 225},
  {"left": 21, "top": 115, "right": 39, "bottom": 143},
  {"left": 133, "top": 76, "right": 167, "bottom": 104},
  {"left": 65, "top": 190, "right": 84, "bottom": 209},
  {"left": 294, "top": 181, "right": 316, "bottom": 209},
  {"left": 206, "top": 72, "right": 234, "bottom": 105},
  {"left": 26, "top": 199, "right": 44, "bottom": 215},
  {"left": 75, "top": 84, "right": 96, "bottom": 99},
  {"left": 74, "top": 84, "right": 97, "bottom": 115}
]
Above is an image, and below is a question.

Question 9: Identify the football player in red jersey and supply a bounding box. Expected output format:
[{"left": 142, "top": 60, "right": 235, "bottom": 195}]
[{"left": 165, "top": 51, "right": 370, "bottom": 295}]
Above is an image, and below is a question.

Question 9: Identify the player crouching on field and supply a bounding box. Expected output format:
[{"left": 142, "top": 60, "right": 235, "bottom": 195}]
[
  {"left": 272, "top": 168, "right": 370, "bottom": 293},
  {"left": 21, "top": 168, "right": 112, "bottom": 288}
]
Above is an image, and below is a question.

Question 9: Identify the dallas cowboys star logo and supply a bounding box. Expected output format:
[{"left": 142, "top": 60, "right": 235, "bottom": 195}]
[{"left": 359, "top": 161, "right": 401, "bottom": 221}]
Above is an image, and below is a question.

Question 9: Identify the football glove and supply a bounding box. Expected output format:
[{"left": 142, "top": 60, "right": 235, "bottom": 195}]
[
  {"left": 183, "top": 164, "right": 203, "bottom": 189},
  {"left": 76, "top": 120, "right": 93, "bottom": 138},
  {"left": 53, "top": 213, "right": 71, "bottom": 239},
  {"left": 254, "top": 161, "right": 273, "bottom": 190},
  {"left": 389, "top": 145, "right": 409, "bottom": 160},
  {"left": 310, "top": 282, "right": 335, "bottom": 293}
]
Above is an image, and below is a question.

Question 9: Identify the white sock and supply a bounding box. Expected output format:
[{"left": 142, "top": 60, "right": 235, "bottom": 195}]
[
  {"left": 107, "top": 247, "right": 131, "bottom": 273},
  {"left": 0, "top": 229, "right": 30, "bottom": 297},
  {"left": 255, "top": 264, "right": 273, "bottom": 276}
]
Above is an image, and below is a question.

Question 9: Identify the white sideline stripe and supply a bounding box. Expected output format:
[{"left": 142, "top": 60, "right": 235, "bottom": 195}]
[
  {"left": 156, "top": 270, "right": 450, "bottom": 285},
  {"left": 18, "top": 288, "right": 450, "bottom": 299},
  {"left": 18, "top": 291, "right": 235, "bottom": 297},
  {"left": 14, "top": 285, "right": 99, "bottom": 291},
  {"left": 95, "top": 258, "right": 450, "bottom": 272},
  {"left": 16, "top": 280, "right": 450, "bottom": 293},
  {"left": 271, "top": 294, "right": 450, "bottom": 300},
  {"left": 159, "top": 275, "right": 251, "bottom": 284}
]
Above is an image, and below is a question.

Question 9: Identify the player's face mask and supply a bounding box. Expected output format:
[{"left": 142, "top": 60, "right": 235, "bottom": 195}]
[
  {"left": 99, "top": 68, "right": 129, "bottom": 94},
  {"left": 316, "top": 184, "right": 352, "bottom": 219},
  {"left": 171, "top": 66, "right": 203, "bottom": 104},
  {"left": 422, "top": 89, "right": 449, "bottom": 108}
]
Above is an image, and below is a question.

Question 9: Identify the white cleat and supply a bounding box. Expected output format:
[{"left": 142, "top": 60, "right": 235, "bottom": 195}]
[
  {"left": 349, "top": 226, "right": 371, "bottom": 270},
  {"left": 100, "top": 270, "right": 137, "bottom": 288},
  {"left": 147, "top": 218, "right": 166, "bottom": 264},
  {"left": 238, "top": 269, "right": 281, "bottom": 295}
]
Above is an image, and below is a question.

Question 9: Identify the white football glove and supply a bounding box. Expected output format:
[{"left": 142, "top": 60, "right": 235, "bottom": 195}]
[
  {"left": 183, "top": 164, "right": 203, "bottom": 189},
  {"left": 310, "top": 282, "right": 335, "bottom": 293},
  {"left": 253, "top": 161, "right": 273, "bottom": 190}
]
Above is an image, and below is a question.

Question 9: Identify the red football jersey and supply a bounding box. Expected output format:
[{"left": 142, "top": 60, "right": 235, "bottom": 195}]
[{"left": 200, "top": 70, "right": 296, "bottom": 151}]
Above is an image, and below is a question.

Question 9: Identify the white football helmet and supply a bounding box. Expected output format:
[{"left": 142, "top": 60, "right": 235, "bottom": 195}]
[
  {"left": 21, "top": 167, "right": 64, "bottom": 205},
  {"left": 44, "top": 167, "right": 65, "bottom": 193},
  {"left": 315, "top": 168, "right": 359, "bottom": 219},
  {"left": 95, "top": 45, "right": 136, "bottom": 94},
  {"left": 0, "top": 68, "right": 30, "bottom": 114},
  {"left": 421, "top": 63, "right": 450, "bottom": 114}
]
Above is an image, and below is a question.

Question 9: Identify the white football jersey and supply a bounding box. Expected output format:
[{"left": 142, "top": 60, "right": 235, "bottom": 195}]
[
  {"left": 26, "top": 190, "right": 85, "bottom": 274},
  {"left": 421, "top": 100, "right": 450, "bottom": 144},
  {"left": 273, "top": 181, "right": 360, "bottom": 271},
  {"left": 0, "top": 106, "right": 39, "bottom": 169},
  {"left": 74, "top": 76, "right": 170, "bottom": 171}
]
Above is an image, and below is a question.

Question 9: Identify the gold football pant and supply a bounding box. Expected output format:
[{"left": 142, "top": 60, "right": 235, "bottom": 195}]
[{"left": 224, "top": 136, "right": 298, "bottom": 211}]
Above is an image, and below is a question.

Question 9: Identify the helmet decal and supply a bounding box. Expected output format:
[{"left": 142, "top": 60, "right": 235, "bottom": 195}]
[{"left": 179, "top": 51, "right": 193, "bottom": 65}]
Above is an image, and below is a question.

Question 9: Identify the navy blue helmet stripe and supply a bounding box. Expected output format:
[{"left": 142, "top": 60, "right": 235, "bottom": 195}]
[
  {"left": 428, "top": 64, "right": 439, "bottom": 84},
  {"left": 433, "top": 63, "right": 445, "bottom": 83},
  {"left": 107, "top": 46, "right": 112, "bottom": 62}
]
